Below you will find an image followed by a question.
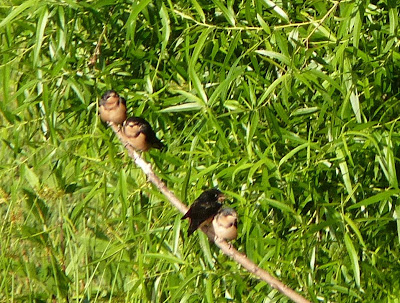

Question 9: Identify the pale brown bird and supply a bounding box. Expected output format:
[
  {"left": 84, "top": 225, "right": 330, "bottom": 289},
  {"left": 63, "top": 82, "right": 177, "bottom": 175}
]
[
  {"left": 122, "top": 117, "right": 164, "bottom": 151},
  {"left": 182, "top": 189, "right": 225, "bottom": 237},
  {"left": 212, "top": 207, "right": 238, "bottom": 241},
  {"left": 99, "top": 90, "right": 127, "bottom": 125}
]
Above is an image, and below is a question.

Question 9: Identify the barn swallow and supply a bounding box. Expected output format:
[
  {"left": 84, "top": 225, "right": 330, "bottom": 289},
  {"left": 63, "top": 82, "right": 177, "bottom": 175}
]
[
  {"left": 99, "top": 90, "right": 127, "bottom": 125},
  {"left": 122, "top": 117, "right": 164, "bottom": 151},
  {"left": 212, "top": 208, "right": 238, "bottom": 241},
  {"left": 182, "top": 189, "right": 225, "bottom": 237}
]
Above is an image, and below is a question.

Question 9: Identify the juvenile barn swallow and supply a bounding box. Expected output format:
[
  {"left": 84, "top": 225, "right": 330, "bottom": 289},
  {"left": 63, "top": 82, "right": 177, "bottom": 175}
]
[
  {"left": 182, "top": 189, "right": 225, "bottom": 237},
  {"left": 122, "top": 117, "right": 164, "bottom": 151},
  {"left": 212, "top": 208, "right": 238, "bottom": 241},
  {"left": 99, "top": 90, "right": 127, "bottom": 125}
]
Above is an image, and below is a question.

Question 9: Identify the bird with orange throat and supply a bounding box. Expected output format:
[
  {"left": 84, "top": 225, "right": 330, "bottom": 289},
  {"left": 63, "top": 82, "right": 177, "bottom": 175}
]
[
  {"left": 99, "top": 90, "right": 127, "bottom": 125},
  {"left": 122, "top": 117, "right": 164, "bottom": 151}
]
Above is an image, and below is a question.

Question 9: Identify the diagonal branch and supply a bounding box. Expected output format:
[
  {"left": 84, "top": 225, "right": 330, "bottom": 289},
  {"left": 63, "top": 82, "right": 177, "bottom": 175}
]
[{"left": 110, "top": 123, "right": 311, "bottom": 303}]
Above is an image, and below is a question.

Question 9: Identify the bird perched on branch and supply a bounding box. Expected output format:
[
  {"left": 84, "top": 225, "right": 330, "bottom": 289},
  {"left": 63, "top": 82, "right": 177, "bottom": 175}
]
[
  {"left": 99, "top": 90, "right": 127, "bottom": 125},
  {"left": 122, "top": 117, "right": 164, "bottom": 151},
  {"left": 182, "top": 189, "right": 225, "bottom": 237},
  {"left": 212, "top": 207, "right": 238, "bottom": 241}
]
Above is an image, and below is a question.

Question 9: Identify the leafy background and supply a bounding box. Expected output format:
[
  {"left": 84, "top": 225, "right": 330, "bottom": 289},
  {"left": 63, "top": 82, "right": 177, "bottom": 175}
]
[{"left": 1, "top": 0, "right": 400, "bottom": 301}]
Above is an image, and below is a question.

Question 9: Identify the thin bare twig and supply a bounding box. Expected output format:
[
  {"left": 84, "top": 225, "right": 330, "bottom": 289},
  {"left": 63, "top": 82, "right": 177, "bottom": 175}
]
[{"left": 110, "top": 123, "right": 311, "bottom": 303}]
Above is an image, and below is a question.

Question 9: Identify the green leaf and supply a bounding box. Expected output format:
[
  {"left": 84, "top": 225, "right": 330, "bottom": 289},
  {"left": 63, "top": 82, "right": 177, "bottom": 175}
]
[
  {"left": 159, "top": 102, "right": 202, "bottom": 113},
  {"left": 33, "top": 6, "right": 49, "bottom": 66},
  {"left": 257, "top": 14, "right": 271, "bottom": 35},
  {"left": 279, "top": 142, "right": 313, "bottom": 167},
  {"left": 189, "top": 29, "right": 212, "bottom": 104},
  {"left": 0, "top": 0, "right": 41, "bottom": 29},
  {"left": 21, "top": 164, "right": 40, "bottom": 189},
  {"left": 291, "top": 107, "right": 319, "bottom": 116},
  {"left": 144, "top": 253, "right": 186, "bottom": 265},
  {"left": 347, "top": 189, "right": 400, "bottom": 210},
  {"left": 336, "top": 147, "right": 356, "bottom": 203},
  {"left": 262, "top": 198, "right": 301, "bottom": 222},
  {"left": 343, "top": 214, "right": 366, "bottom": 248},
  {"left": 255, "top": 50, "right": 291, "bottom": 66},
  {"left": 395, "top": 205, "right": 400, "bottom": 245},
  {"left": 212, "top": 0, "right": 236, "bottom": 26},
  {"left": 159, "top": 3, "right": 170, "bottom": 55},
  {"left": 260, "top": 0, "right": 289, "bottom": 23},
  {"left": 191, "top": 0, "right": 206, "bottom": 23},
  {"left": 344, "top": 233, "right": 360, "bottom": 288}
]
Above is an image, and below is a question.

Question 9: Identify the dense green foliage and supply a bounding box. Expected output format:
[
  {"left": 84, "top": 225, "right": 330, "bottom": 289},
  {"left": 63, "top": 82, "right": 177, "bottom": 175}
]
[{"left": 1, "top": 0, "right": 400, "bottom": 301}]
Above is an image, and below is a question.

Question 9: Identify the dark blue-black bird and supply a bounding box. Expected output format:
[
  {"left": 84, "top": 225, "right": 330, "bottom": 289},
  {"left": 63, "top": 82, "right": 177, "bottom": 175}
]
[{"left": 182, "top": 189, "right": 225, "bottom": 237}]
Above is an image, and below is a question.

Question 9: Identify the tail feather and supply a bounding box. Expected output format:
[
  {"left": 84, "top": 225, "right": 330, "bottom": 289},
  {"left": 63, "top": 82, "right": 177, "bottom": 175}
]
[
  {"left": 187, "top": 224, "right": 197, "bottom": 237},
  {"left": 153, "top": 140, "right": 165, "bottom": 150}
]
